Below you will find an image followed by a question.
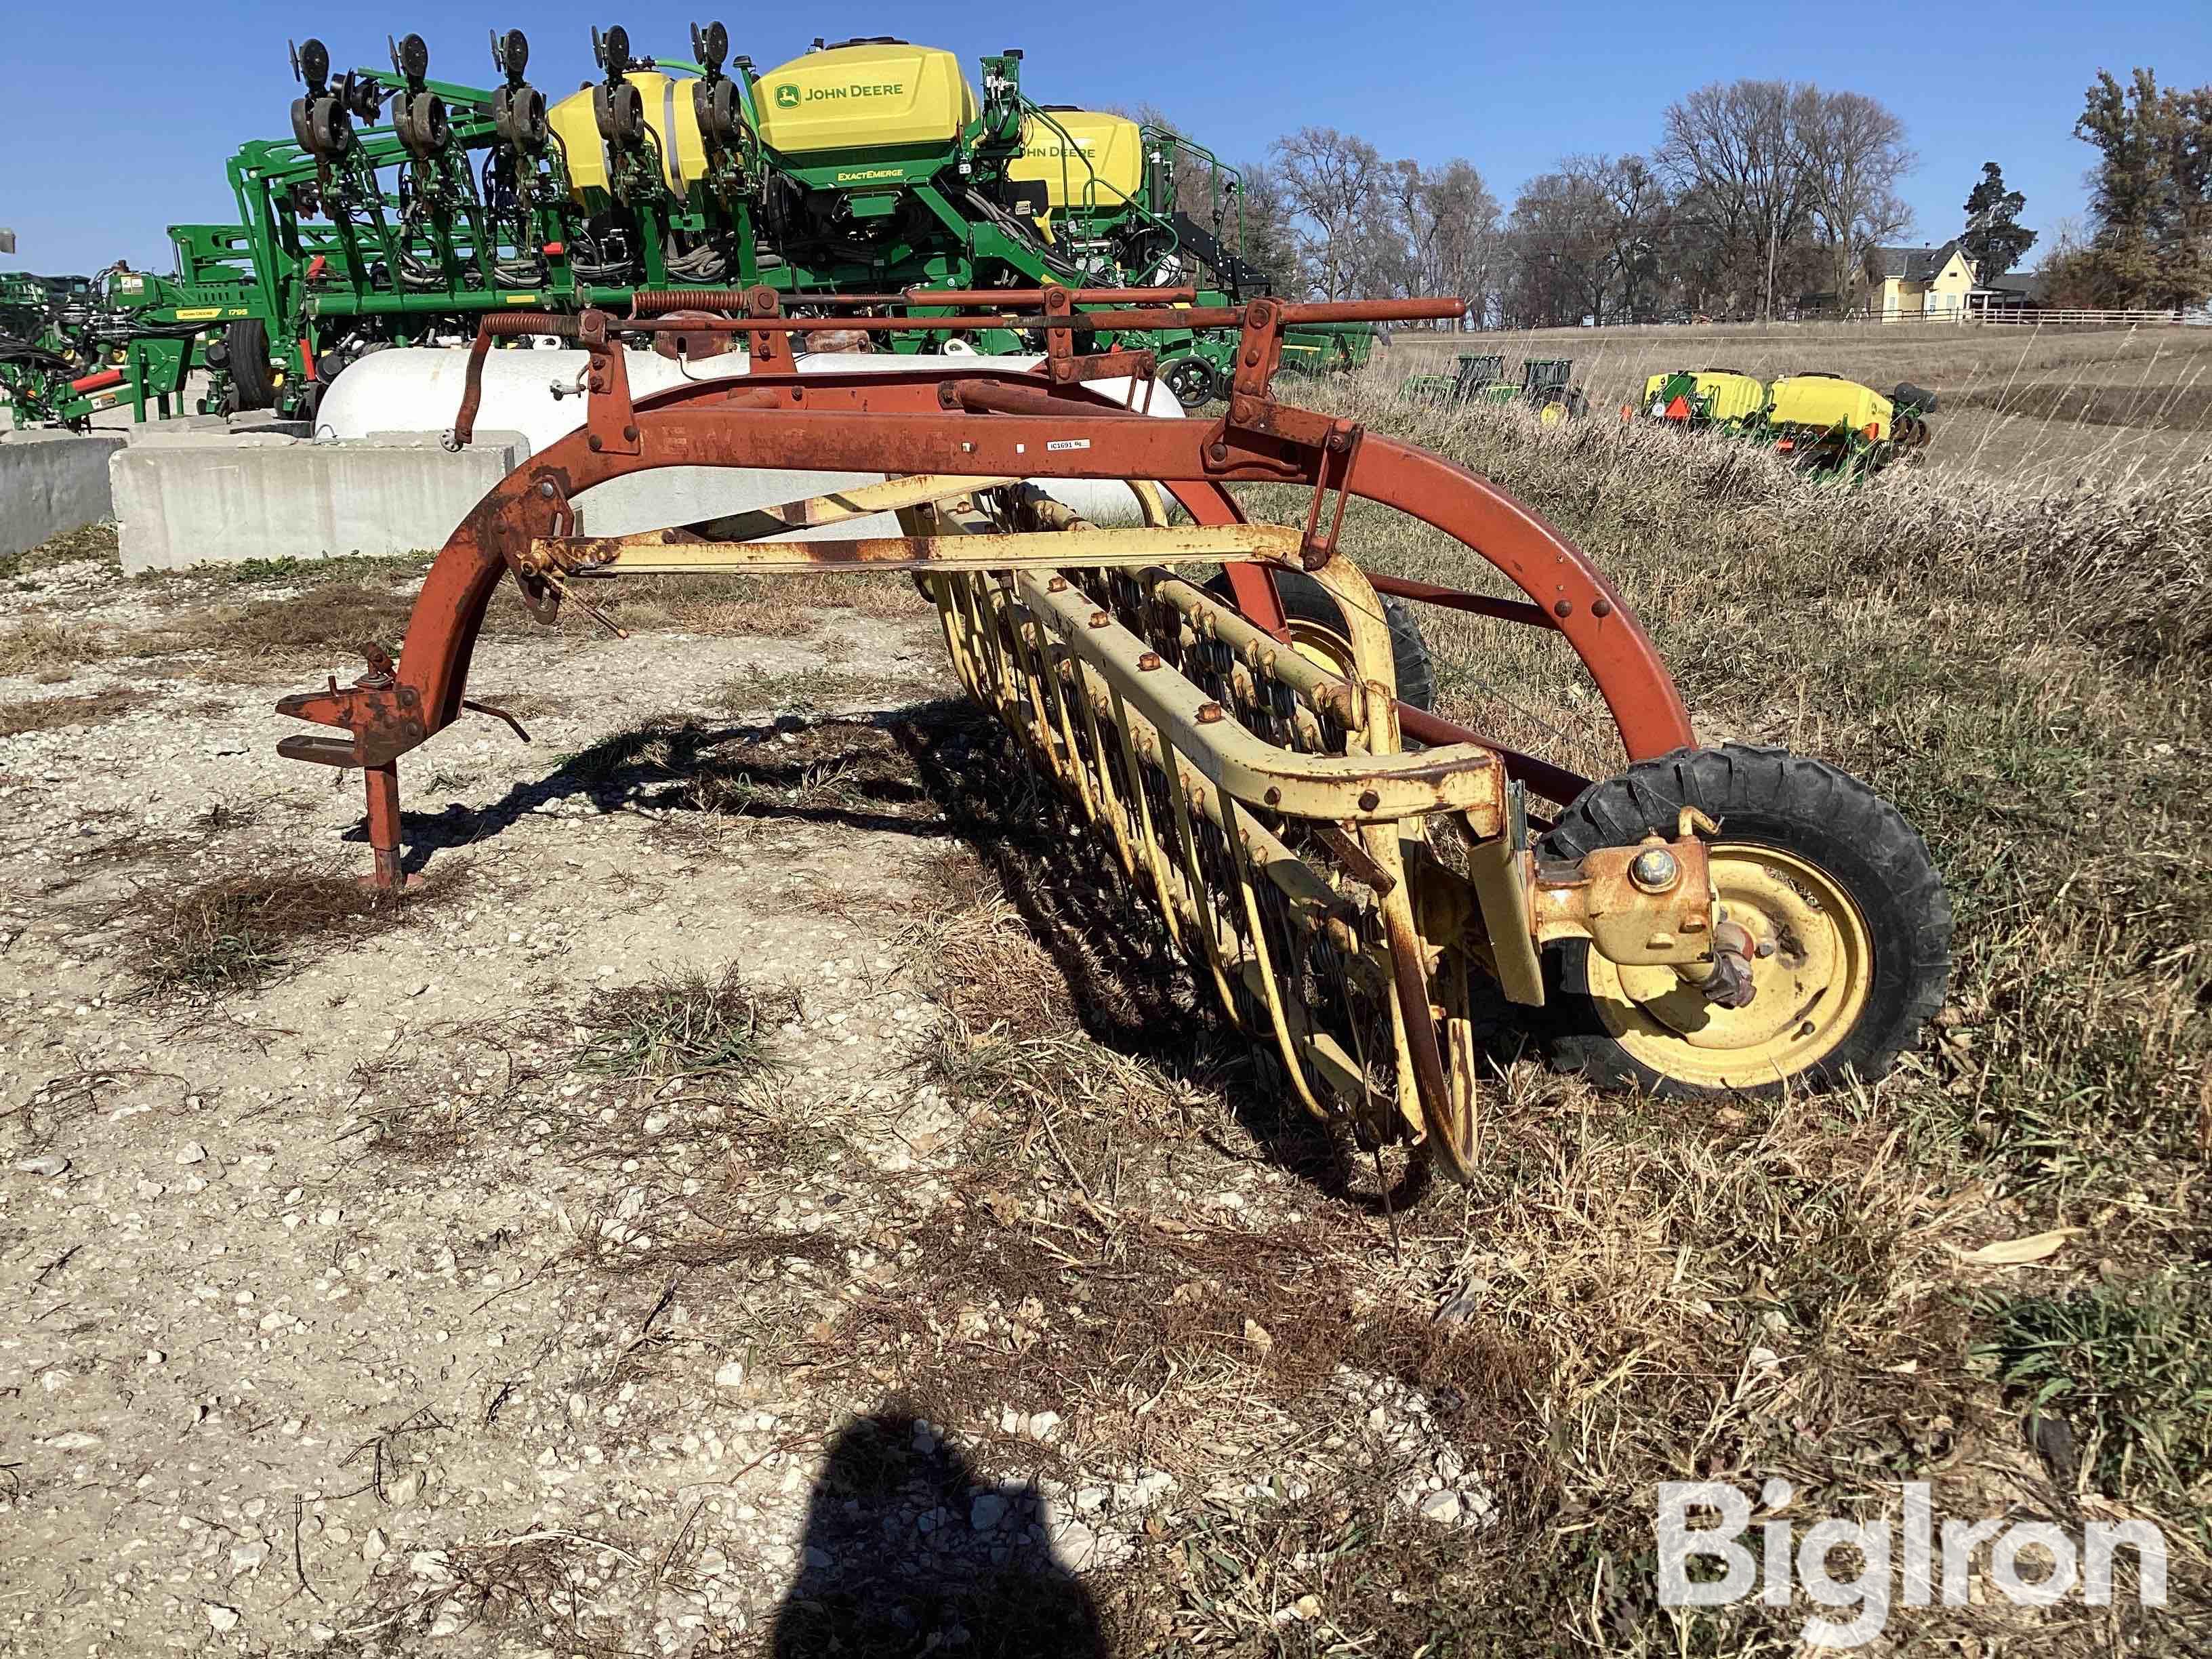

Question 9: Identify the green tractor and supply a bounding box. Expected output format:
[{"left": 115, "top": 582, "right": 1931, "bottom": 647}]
[
  {"left": 1518, "top": 357, "right": 1586, "bottom": 422},
  {"left": 1404, "top": 352, "right": 1504, "bottom": 404},
  {"left": 1401, "top": 352, "right": 1585, "bottom": 422}
]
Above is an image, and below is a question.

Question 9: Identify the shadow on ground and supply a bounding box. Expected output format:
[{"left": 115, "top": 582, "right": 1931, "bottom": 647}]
[
  {"left": 365, "top": 695, "right": 1435, "bottom": 1210},
  {"left": 373, "top": 704, "right": 962, "bottom": 863},
  {"left": 768, "top": 1406, "right": 1106, "bottom": 1659}
]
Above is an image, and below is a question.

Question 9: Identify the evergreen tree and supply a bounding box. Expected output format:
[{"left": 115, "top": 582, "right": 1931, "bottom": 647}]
[
  {"left": 1960, "top": 162, "right": 2035, "bottom": 282},
  {"left": 2070, "top": 70, "right": 2212, "bottom": 308}
]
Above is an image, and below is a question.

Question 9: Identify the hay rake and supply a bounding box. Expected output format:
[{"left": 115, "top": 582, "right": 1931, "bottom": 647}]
[{"left": 276, "top": 285, "right": 1950, "bottom": 1181}]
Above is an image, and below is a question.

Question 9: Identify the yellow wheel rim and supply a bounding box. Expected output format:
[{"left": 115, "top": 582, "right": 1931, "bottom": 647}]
[
  {"left": 1580, "top": 844, "right": 1873, "bottom": 1089},
  {"left": 1539, "top": 401, "right": 1568, "bottom": 426}
]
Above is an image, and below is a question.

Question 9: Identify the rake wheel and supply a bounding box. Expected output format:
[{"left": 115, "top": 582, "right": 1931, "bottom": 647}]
[
  {"left": 1203, "top": 570, "right": 1437, "bottom": 713},
  {"left": 1538, "top": 743, "right": 1950, "bottom": 1096}
]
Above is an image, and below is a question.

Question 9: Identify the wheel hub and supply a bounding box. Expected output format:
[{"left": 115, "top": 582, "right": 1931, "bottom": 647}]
[{"left": 1586, "top": 843, "right": 1874, "bottom": 1088}]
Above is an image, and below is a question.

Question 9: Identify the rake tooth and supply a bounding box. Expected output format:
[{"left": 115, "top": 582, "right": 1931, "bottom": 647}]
[{"left": 927, "top": 523, "right": 1492, "bottom": 1179}]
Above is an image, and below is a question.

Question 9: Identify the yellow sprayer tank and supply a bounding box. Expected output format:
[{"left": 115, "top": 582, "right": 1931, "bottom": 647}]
[
  {"left": 1010, "top": 109, "right": 1144, "bottom": 211},
  {"left": 1647, "top": 369, "right": 1768, "bottom": 424},
  {"left": 1767, "top": 374, "right": 1893, "bottom": 440},
  {"left": 548, "top": 72, "right": 709, "bottom": 201},
  {"left": 753, "top": 41, "right": 977, "bottom": 158},
  {"left": 1701, "top": 372, "right": 1770, "bottom": 424}
]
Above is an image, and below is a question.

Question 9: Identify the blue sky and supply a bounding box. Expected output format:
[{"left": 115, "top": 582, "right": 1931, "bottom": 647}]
[{"left": 2, "top": 0, "right": 2203, "bottom": 275}]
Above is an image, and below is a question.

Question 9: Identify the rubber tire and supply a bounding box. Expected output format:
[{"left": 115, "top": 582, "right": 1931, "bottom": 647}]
[
  {"left": 1205, "top": 569, "right": 1436, "bottom": 712},
  {"left": 226, "top": 319, "right": 279, "bottom": 411},
  {"left": 1164, "top": 356, "right": 1218, "bottom": 408},
  {"left": 1537, "top": 743, "right": 1949, "bottom": 1097}
]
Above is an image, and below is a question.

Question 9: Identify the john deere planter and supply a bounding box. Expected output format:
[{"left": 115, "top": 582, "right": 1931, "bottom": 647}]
[
  {"left": 2, "top": 24, "right": 1378, "bottom": 428},
  {"left": 1635, "top": 367, "right": 1938, "bottom": 480}
]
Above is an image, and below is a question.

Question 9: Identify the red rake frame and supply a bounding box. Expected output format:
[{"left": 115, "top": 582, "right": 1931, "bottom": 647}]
[
  {"left": 276, "top": 287, "right": 1692, "bottom": 891},
  {"left": 270, "top": 287, "right": 1718, "bottom": 1180}
]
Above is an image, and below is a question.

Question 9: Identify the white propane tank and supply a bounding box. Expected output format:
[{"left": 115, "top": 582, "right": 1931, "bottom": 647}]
[{"left": 314, "top": 346, "right": 1185, "bottom": 535}]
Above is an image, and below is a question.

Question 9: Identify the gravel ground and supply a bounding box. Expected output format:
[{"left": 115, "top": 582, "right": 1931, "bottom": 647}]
[{"left": 1, "top": 550, "right": 1492, "bottom": 1657}]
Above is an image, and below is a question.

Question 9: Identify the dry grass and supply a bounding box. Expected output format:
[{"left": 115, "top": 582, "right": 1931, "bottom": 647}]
[
  {"left": 1382, "top": 321, "right": 2212, "bottom": 484},
  {"left": 112, "top": 570, "right": 573, "bottom": 674},
  {"left": 808, "top": 390, "right": 2212, "bottom": 1650},
  {"left": 176, "top": 550, "right": 436, "bottom": 587},
  {"left": 0, "top": 520, "right": 119, "bottom": 584},
  {"left": 125, "top": 864, "right": 451, "bottom": 998},
  {"left": 1952, "top": 377, "right": 2212, "bottom": 433},
  {"left": 1381, "top": 316, "right": 2212, "bottom": 398},
  {"left": 714, "top": 662, "right": 921, "bottom": 716},
  {"left": 0, "top": 685, "right": 134, "bottom": 737},
  {"left": 1340, "top": 374, "right": 2212, "bottom": 670},
  {"left": 0, "top": 618, "right": 106, "bottom": 676},
  {"left": 0, "top": 519, "right": 930, "bottom": 684},
  {"left": 71, "top": 567, "right": 930, "bottom": 685},
  {"left": 582, "top": 569, "right": 921, "bottom": 637},
  {"left": 569, "top": 966, "right": 800, "bottom": 1082},
  {"left": 334, "top": 1529, "right": 642, "bottom": 1653},
  {"left": 348, "top": 985, "right": 830, "bottom": 1181},
  {"left": 124, "top": 583, "right": 420, "bottom": 667},
  {"left": 908, "top": 846, "right": 1080, "bottom": 1042}
]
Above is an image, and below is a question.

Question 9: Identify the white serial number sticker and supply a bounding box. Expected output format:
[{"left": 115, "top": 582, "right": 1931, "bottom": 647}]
[{"left": 1046, "top": 438, "right": 1091, "bottom": 451}]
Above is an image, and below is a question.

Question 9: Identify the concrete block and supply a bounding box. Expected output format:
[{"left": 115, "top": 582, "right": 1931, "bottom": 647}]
[
  {"left": 0, "top": 430, "right": 128, "bottom": 558},
  {"left": 336, "top": 431, "right": 905, "bottom": 541},
  {"left": 110, "top": 430, "right": 527, "bottom": 574},
  {"left": 124, "top": 422, "right": 279, "bottom": 449}
]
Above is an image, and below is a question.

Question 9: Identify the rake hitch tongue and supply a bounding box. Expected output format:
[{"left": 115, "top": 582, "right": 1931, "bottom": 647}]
[{"left": 276, "top": 283, "right": 1950, "bottom": 1181}]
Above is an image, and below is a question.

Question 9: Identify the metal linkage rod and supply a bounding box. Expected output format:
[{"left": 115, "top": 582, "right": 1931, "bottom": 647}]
[{"left": 903, "top": 284, "right": 1201, "bottom": 306}]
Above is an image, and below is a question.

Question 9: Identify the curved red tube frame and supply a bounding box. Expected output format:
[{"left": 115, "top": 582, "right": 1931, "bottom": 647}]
[{"left": 276, "top": 363, "right": 1692, "bottom": 885}]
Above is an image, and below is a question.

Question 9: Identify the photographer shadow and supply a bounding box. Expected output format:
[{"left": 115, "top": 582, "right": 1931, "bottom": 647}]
[{"left": 769, "top": 1408, "right": 1106, "bottom": 1659}]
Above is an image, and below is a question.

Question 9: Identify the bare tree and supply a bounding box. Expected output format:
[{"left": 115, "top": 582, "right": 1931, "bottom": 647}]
[
  {"left": 1372, "top": 160, "right": 1428, "bottom": 299},
  {"left": 1270, "top": 127, "right": 1395, "bottom": 300},
  {"left": 1232, "top": 164, "right": 1303, "bottom": 296},
  {"left": 1172, "top": 77, "right": 1914, "bottom": 325},
  {"left": 1580, "top": 154, "right": 1671, "bottom": 320},
  {"left": 1401, "top": 159, "right": 1499, "bottom": 323},
  {"left": 1502, "top": 167, "right": 1616, "bottom": 326},
  {"left": 1802, "top": 91, "right": 1914, "bottom": 308},
  {"left": 1656, "top": 80, "right": 1820, "bottom": 319}
]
